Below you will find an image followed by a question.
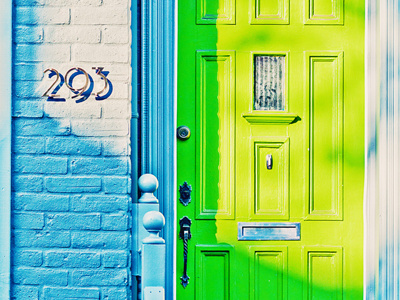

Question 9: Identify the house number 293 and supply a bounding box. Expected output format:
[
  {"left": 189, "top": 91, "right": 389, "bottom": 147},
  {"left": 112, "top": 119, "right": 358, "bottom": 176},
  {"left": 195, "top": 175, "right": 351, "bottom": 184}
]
[{"left": 42, "top": 67, "right": 112, "bottom": 102}]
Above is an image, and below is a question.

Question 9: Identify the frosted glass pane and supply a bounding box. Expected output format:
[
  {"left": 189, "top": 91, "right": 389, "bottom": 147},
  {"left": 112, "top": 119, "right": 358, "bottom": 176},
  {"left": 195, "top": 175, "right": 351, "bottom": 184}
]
[{"left": 254, "top": 56, "right": 285, "bottom": 111}]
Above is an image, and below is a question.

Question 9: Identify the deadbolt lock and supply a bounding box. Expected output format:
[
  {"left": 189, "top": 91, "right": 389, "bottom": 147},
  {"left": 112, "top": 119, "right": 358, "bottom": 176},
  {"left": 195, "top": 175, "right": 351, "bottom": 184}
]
[{"left": 177, "top": 126, "right": 191, "bottom": 140}]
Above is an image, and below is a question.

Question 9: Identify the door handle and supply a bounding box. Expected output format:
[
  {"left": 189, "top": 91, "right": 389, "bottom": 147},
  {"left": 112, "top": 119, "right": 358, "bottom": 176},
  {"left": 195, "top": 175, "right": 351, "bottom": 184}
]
[{"left": 179, "top": 216, "right": 192, "bottom": 288}]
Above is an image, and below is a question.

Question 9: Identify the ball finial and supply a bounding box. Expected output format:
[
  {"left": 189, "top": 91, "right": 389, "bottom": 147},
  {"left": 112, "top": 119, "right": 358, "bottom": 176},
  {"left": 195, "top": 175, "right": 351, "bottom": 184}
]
[
  {"left": 138, "top": 174, "right": 159, "bottom": 203},
  {"left": 138, "top": 174, "right": 158, "bottom": 193},
  {"left": 142, "top": 211, "right": 165, "bottom": 244},
  {"left": 143, "top": 211, "right": 165, "bottom": 232}
]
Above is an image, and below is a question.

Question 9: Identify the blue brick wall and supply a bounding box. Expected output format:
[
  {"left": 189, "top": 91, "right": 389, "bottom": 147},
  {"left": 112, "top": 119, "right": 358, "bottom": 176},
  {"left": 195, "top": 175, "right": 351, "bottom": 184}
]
[{"left": 11, "top": 0, "right": 133, "bottom": 298}]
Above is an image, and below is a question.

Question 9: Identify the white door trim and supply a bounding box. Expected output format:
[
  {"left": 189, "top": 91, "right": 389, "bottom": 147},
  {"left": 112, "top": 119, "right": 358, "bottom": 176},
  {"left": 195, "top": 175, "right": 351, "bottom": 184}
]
[{"left": 365, "top": 0, "right": 400, "bottom": 298}]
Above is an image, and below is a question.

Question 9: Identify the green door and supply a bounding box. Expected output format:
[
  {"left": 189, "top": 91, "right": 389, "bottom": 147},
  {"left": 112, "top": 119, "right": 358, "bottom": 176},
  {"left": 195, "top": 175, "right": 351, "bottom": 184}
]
[{"left": 177, "top": 0, "right": 364, "bottom": 299}]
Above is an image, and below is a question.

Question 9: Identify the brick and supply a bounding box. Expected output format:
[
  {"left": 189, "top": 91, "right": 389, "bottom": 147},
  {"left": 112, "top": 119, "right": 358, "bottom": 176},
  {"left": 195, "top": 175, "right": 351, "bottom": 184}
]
[
  {"left": 102, "top": 26, "right": 129, "bottom": 44},
  {"left": 13, "top": 137, "right": 45, "bottom": 154},
  {"left": 71, "top": 232, "right": 128, "bottom": 249},
  {"left": 101, "top": 214, "right": 129, "bottom": 231},
  {"left": 43, "top": 287, "right": 100, "bottom": 299},
  {"left": 14, "top": 193, "right": 69, "bottom": 211},
  {"left": 104, "top": 177, "right": 128, "bottom": 194},
  {"left": 71, "top": 120, "right": 128, "bottom": 137},
  {"left": 102, "top": 101, "right": 129, "bottom": 119},
  {"left": 15, "top": 26, "right": 44, "bottom": 44},
  {"left": 46, "top": 213, "right": 101, "bottom": 230},
  {"left": 15, "top": 0, "right": 44, "bottom": 5},
  {"left": 16, "top": 7, "right": 70, "bottom": 25},
  {"left": 14, "top": 81, "right": 44, "bottom": 98},
  {"left": 14, "top": 118, "right": 71, "bottom": 136},
  {"left": 72, "top": 269, "right": 128, "bottom": 286},
  {"left": 14, "top": 155, "right": 68, "bottom": 174},
  {"left": 13, "top": 267, "right": 68, "bottom": 285},
  {"left": 14, "top": 212, "right": 45, "bottom": 229},
  {"left": 46, "top": 137, "right": 101, "bottom": 156},
  {"left": 71, "top": 157, "right": 128, "bottom": 175},
  {"left": 13, "top": 100, "right": 43, "bottom": 118},
  {"left": 101, "top": 287, "right": 129, "bottom": 300},
  {"left": 46, "top": 177, "right": 102, "bottom": 193},
  {"left": 12, "top": 176, "right": 44, "bottom": 192},
  {"left": 14, "top": 63, "right": 44, "bottom": 81},
  {"left": 104, "top": 81, "right": 129, "bottom": 99},
  {"left": 15, "top": 44, "right": 71, "bottom": 62},
  {"left": 102, "top": 251, "right": 128, "bottom": 268},
  {"left": 14, "top": 230, "right": 71, "bottom": 248},
  {"left": 102, "top": 139, "right": 129, "bottom": 156},
  {"left": 11, "top": 285, "right": 39, "bottom": 300},
  {"left": 71, "top": 195, "right": 130, "bottom": 213},
  {"left": 44, "top": 101, "right": 102, "bottom": 119},
  {"left": 44, "top": 26, "right": 101, "bottom": 43},
  {"left": 44, "top": 0, "right": 102, "bottom": 5},
  {"left": 101, "top": 0, "right": 128, "bottom": 5},
  {"left": 73, "top": 45, "right": 128, "bottom": 63},
  {"left": 72, "top": 7, "right": 128, "bottom": 25},
  {"left": 44, "top": 251, "right": 101, "bottom": 268},
  {"left": 13, "top": 250, "right": 43, "bottom": 267}
]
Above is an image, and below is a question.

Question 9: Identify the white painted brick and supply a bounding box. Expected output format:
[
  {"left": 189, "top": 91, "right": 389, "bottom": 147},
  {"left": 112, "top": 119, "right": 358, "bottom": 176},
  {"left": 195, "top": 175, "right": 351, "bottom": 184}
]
[
  {"left": 15, "top": 26, "right": 44, "bottom": 43},
  {"left": 102, "top": 0, "right": 128, "bottom": 6},
  {"left": 44, "top": 0, "right": 102, "bottom": 6},
  {"left": 72, "top": 120, "right": 129, "bottom": 136},
  {"left": 16, "top": 44, "right": 71, "bottom": 62},
  {"left": 72, "top": 7, "right": 128, "bottom": 25},
  {"left": 16, "top": 7, "right": 70, "bottom": 25},
  {"left": 102, "top": 26, "right": 129, "bottom": 44},
  {"left": 15, "top": 63, "right": 44, "bottom": 81},
  {"left": 73, "top": 45, "right": 129, "bottom": 63},
  {"left": 44, "top": 101, "right": 102, "bottom": 118},
  {"left": 103, "top": 101, "right": 129, "bottom": 119},
  {"left": 106, "top": 81, "right": 129, "bottom": 99},
  {"left": 44, "top": 26, "right": 101, "bottom": 44}
]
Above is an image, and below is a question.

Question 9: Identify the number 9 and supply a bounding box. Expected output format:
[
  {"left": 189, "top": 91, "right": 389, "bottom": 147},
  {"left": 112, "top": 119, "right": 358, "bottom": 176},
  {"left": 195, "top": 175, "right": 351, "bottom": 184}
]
[{"left": 65, "top": 67, "right": 89, "bottom": 99}]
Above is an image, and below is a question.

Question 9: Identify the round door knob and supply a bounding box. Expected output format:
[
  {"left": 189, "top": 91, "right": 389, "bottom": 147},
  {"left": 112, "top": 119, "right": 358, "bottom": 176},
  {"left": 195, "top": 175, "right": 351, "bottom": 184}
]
[{"left": 177, "top": 126, "right": 191, "bottom": 140}]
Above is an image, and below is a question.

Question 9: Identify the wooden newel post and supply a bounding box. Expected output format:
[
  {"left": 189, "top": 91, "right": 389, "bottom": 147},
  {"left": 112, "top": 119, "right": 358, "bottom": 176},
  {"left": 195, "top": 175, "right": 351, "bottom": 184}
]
[{"left": 141, "top": 210, "right": 166, "bottom": 300}]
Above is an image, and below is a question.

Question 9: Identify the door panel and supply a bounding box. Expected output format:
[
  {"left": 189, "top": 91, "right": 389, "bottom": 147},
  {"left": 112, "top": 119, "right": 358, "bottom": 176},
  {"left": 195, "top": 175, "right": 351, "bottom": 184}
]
[{"left": 177, "top": 0, "right": 364, "bottom": 298}]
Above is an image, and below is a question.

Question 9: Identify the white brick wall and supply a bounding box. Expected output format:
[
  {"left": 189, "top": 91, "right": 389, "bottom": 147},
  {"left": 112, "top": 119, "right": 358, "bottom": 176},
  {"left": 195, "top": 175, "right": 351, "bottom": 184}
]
[{"left": 12, "top": 0, "right": 133, "bottom": 297}]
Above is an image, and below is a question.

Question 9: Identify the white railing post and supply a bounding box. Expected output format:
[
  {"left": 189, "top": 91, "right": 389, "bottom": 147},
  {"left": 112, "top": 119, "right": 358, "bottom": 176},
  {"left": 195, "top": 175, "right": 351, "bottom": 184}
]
[
  {"left": 133, "top": 174, "right": 166, "bottom": 300},
  {"left": 141, "top": 211, "right": 166, "bottom": 299}
]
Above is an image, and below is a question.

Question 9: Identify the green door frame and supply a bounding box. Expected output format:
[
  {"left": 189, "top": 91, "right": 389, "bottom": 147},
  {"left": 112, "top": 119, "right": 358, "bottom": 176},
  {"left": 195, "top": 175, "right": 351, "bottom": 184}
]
[{"left": 0, "top": 0, "right": 12, "bottom": 298}]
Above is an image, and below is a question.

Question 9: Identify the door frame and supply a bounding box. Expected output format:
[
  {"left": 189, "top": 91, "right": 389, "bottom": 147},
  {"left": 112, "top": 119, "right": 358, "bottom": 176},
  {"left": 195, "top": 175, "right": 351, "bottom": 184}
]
[
  {"left": 139, "top": 0, "right": 390, "bottom": 299},
  {"left": 0, "top": 0, "right": 12, "bottom": 298}
]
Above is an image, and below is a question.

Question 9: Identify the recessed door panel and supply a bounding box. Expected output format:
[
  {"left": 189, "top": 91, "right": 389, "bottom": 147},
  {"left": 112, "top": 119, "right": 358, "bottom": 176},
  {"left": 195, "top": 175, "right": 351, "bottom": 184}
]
[
  {"left": 195, "top": 51, "right": 235, "bottom": 220},
  {"left": 250, "top": 0, "right": 289, "bottom": 24},
  {"left": 306, "top": 52, "right": 343, "bottom": 221},
  {"left": 251, "top": 137, "right": 289, "bottom": 220},
  {"left": 196, "top": 245, "right": 233, "bottom": 300},
  {"left": 304, "top": 247, "right": 343, "bottom": 300},
  {"left": 197, "top": 0, "right": 236, "bottom": 24},
  {"left": 304, "top": 0, "right": 343, "bottom": 24},
  {"left": 250, "top": 246, "right": 288, "bottom": 300}
]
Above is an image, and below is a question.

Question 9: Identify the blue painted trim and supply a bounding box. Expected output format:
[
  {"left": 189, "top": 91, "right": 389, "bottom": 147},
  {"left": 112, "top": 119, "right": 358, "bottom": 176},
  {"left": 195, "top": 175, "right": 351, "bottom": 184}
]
[
  {"left": 140, "top": 0, "right": 176, "bottom": 298},
  {"left": 0, "top": 0, "right": 12, "bottom": 298},
  {"left": 238, "top": 222, "right": 301, "bottom": 241}
]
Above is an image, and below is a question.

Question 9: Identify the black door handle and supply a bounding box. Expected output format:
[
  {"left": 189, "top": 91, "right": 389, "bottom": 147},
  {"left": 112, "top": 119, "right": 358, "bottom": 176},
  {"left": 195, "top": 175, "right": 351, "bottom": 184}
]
[{"left": 179, "top": 216, "right": 192, "bottom": 288}]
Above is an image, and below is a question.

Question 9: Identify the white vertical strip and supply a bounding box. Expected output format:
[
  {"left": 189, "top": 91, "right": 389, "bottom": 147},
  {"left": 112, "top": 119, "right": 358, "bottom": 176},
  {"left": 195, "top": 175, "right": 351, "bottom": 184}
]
[
  {"left": 365, "top": 0, "right": 400, "bottom": 298},
  {"left": 0, "top": 0, "right": 11, "bottom": 298},
  {"left": 365, "top": 0, "right": 379, "bottom": 298}
]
